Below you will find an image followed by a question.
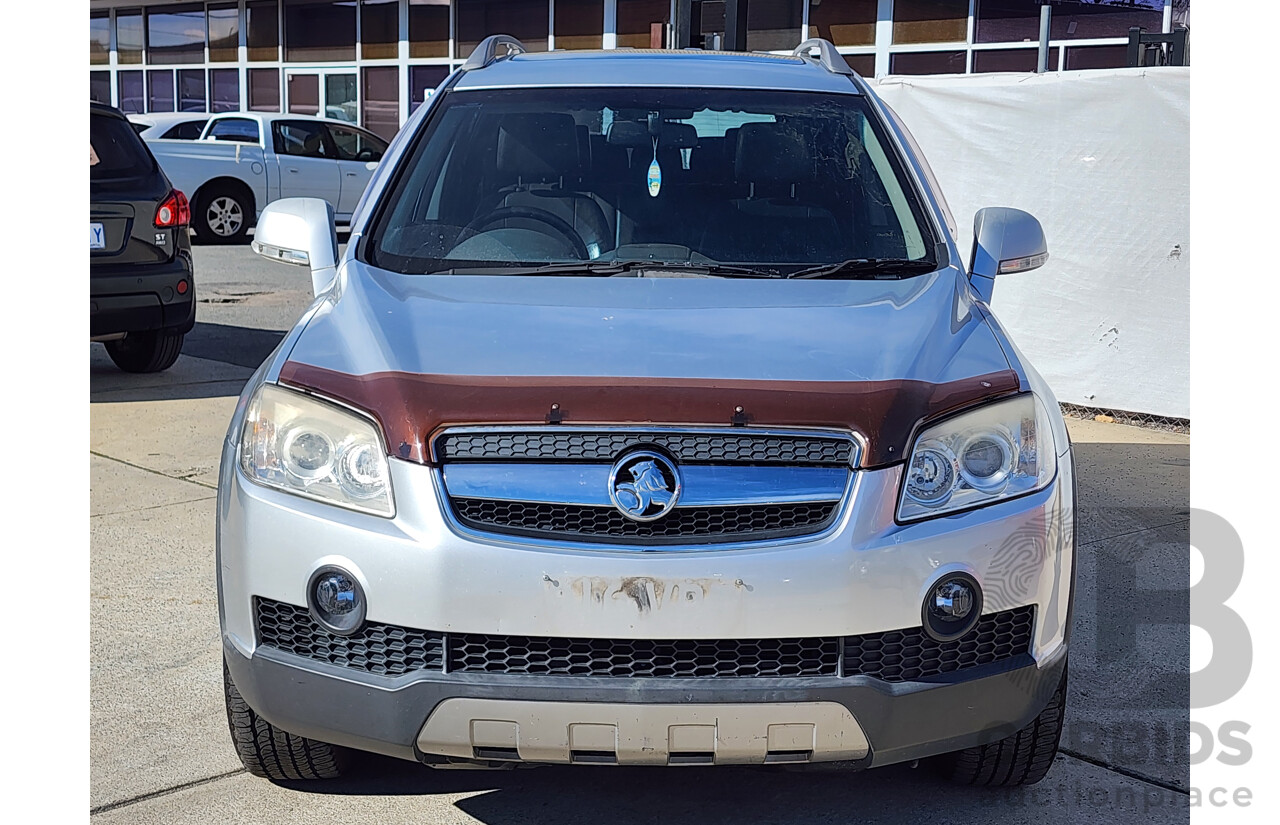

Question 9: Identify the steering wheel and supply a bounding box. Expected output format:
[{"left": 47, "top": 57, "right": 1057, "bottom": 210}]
[{"left": 462, "top": 206, "right": 590, "bottom": 260}]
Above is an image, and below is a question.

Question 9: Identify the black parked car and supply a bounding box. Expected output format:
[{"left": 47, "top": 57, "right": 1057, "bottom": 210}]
[{"left": 91, "top": 102, "right": 195, "bottom": 372}]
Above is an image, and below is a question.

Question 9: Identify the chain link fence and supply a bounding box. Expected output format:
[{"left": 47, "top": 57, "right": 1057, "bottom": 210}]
[{"left": 1060, "top": 403, "right": 1190, "bottom": 435}]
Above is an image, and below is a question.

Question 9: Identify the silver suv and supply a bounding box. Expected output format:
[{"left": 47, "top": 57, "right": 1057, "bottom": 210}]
[{"left": 219, "top": 37, "right": 1074, "bottom": 786}]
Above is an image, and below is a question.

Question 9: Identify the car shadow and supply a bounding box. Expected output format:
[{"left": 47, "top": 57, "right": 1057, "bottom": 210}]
[{"left": 90, "top": 321, "right": 285, "bottom": 403}]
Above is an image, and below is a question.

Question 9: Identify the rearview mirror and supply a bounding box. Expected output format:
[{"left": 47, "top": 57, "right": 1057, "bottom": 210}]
[
  {"left": 251, "top": 198, "right": 339, "bottom": 297},
  {"left": 969, "top": 207, "right": 1048, "bottom": 303}
]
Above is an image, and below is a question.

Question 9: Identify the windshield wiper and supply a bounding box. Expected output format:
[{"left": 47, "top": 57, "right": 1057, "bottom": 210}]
[
  {"left": 433, "top": 260, "right": 781, "bottom": 278},
  {"left": 786, "top": 258, "right": 939, "bottom": 280}
]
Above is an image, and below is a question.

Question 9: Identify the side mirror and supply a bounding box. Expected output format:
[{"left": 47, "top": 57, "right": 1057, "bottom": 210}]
[
  {"left": 969, "top": 207, "right": 1049, "bottom": 303},
  {"left": 251, "top": 197, "right": 339, "bottom": 297}
]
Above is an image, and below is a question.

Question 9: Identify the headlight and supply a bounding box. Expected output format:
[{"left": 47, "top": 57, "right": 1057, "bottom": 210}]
[
  {"left": 897, "top": 394, "right": 1055, "bottom": 522},
  {"left": 239, "top": 384, "right": 394, "bottom": 517}
]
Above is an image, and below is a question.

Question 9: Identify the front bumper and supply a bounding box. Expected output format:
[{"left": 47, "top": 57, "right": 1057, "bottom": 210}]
[
  {"left": 225, "top": 639, "right": 1066, "bottom": 767},
  {"left": 217, "top": 429, "right": 1075, "bottom": 767}
]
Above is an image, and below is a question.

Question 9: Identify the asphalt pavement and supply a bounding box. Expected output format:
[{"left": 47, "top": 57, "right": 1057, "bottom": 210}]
[{"left": 89, "top": 242, "right": 1192, "bottom": 824}]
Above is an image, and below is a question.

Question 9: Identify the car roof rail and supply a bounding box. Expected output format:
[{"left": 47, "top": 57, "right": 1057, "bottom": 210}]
[
  {"left": 792, "top": 38, "right": 854, "bottom": 76},
  {"left": 462, "top": 34, "right": 528, "bottom": 71}
]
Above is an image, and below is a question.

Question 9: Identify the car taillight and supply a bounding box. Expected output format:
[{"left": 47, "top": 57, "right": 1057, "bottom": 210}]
[{"left": 155, "top": 190, "right": 190, "bottom": 228}]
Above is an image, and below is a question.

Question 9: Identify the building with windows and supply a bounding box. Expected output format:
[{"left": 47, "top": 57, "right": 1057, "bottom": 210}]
[{"left": 89, "top": 1, "right": 1190, "bottom": 140}]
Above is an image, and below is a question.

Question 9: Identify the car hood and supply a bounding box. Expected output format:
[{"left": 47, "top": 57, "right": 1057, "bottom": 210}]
[{"left": 279, "top": 261, "right": 1021, "bottom": 467}]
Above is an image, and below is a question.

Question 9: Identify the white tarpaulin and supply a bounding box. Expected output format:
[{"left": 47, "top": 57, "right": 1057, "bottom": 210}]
[{"left": 871, "top": 68, "right": 1190, "bottom": 419}]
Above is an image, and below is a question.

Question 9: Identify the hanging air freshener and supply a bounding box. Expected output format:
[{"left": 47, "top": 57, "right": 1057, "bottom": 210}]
[{"left": 647, "top": 136, "right": 662, "bottom": 198}]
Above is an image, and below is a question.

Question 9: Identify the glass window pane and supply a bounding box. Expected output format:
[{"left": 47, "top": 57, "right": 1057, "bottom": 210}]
[
  {"left": 247, "top": 1, "right": 280, "bottom": 61},
  {"left": 118, "top": 71, "right": 144, "bottom": 113},
  {"left": 890, "top": 50, "right": 967, "bottom": 74},
  {"left": 362, "top": 0, "right": 398, "bottom": 60},
  {"left": 893, "top": 0, "right": 969, "bottom": 45},
  {"left": 975, "top": 0, "right": 1039, "bottom": 44},
  {"left": 325, "top": 74, "right": 358, "bottom": 122},
  {"left": 90, "top": 71, "right": 111, "bottom": 104},
  {"left": 1064, "top": 43, "right": 1129, "bottom": 70},
  {"left": 148, "top": 70, "right": 176, "bottom": 112},
  {"left": 555, "top": 0, "right": 602, "bottom": 50},
  {"left": 746, "top": 0, "right": 803, "bottom": 52},
  {"left": 208, "top": 117, "right": 262, "bottom": 142},
  {"left": 208, "top": 3, "right": 240, "bottom": 62},
  {"left": 275, "top": 120, "right": 332, "bottom": 157},
  {"left": 148, "top": 4, "right": 206, "bottom": 65},
  {"left": 841, "top": 52, "right": 876, "bottom": 77},
  {"left": 117, "top": 9, "right": 145, "bottom": 65},
  {"left": 285, "top": 0, "right": 356, "bottom": 61},
  {"left": 178, "top": 69, "right": 207, "bottom": 111},
  {"left": 362, "top": 66, "right": 400, "bottom": 142},
  {"left": 328, "top": 124, "right": 388, "bottom": 160},
  {"left": 973, "top": 47, "right": 1058, "bottom": 72},
  {"left": 617, "top": 0, "right": 669, "bottom": 49},
  {"left": 1053, "top": 0, "right": 1163, "bottom": 41},
  {"left": 210, "top": 68, "right": 241, "bottom": 112},
  {"left": 91, "top": 12, "right": 110, "bottom": 65},
  {"left": 808, "top": 0, "right": 876, "bottom": 47},
  {"left": 249, "top": 68, "right": 281, "bottom": 111},
  {"left": 410, "top": 0, "right": 450, "bottom": 57},
  {"left": 457, "top": 0, "right": 549, "bottom": 55},
  {"left": 288, "top": 74, "right": 321, "bottom": 115},
  {"left": 410, "top": 64, "right": 450, "bottom": 113}
]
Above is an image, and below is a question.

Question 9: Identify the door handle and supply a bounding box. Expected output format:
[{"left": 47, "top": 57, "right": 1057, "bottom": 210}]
[
  {"left": 287, "top": 168, "right": 300, "bottom": 174},
  {"left": 344, "top": 172, "right": 358, "bottom": 177}
]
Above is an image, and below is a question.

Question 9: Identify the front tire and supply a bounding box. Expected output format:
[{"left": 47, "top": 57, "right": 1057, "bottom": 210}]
[
  {"left": 933, "top": 661, "right": 1067, "bottom": 787},
  {"left": 104, "top": 329, "right": 184, "bottom": 373},
  {"left": 194, "top": 186, "right": 251, "bottom": 244},
  {"left": 223, "top": 662, "right": 349, "bottom": 781}
]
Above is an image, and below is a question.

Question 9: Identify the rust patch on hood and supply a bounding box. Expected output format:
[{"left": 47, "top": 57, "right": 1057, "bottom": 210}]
[{"left": 276, "top": 363, "right": 1021, "bottom": 467}]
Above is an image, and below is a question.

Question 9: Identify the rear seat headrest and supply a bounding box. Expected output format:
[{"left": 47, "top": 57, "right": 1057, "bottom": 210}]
[
  {"left": 734, "top": 123, "right": 814, "bottom": 184},
  {"left": 496, "top": 113, "right": 581, "bottom": 181}
]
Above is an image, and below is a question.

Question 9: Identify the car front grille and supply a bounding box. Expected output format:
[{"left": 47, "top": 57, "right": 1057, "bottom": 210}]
[
  {"left": 435, "top": 429, "right": 854, "bottom": 466},
  {"left": 435, "top": 426, "right": 856, "bottom": 545},
  {"left": 451, "top": 498, "right": 839, "bottom": 544},
  {"left": 448, "top": 633, "right": 840, "bottom": 678},
  {"left": 254, "top": 598, "right": 1034, "bottom": 683}
]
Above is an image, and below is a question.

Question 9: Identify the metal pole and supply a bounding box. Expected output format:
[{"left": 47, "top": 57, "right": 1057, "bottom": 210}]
[
  {"left": 1036, "top": 2, "right": 1051, "bottom": 73},
  {"left": 725, "top": 0, "right": 748, "bottom": 52},
  {"left": 675, "top": 0, "right": 693, "bottom": 48}
]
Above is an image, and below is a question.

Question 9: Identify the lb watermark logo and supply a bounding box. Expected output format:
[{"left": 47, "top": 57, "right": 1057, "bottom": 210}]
[{"left": 982, "top": 507, "right": 1254, "bottom": 810}]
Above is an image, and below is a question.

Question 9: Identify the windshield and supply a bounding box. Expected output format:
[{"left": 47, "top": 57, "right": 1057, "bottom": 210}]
[{"left": 365, "top": 87, "right": 938, "bottom": 276}]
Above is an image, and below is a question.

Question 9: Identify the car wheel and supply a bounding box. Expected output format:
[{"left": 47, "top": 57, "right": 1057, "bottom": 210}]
[
  {"left": 104, "top": 329, "right": 184, "bottom": 373},
  {"left": 195, "top": 187, "right": 251, "bottom": 244},
  {"left": 224, "top": 661, "right": 350, "bottom": 780},
  {"left": 933, "top": 661, "right": 1067, "bottom": 787}
]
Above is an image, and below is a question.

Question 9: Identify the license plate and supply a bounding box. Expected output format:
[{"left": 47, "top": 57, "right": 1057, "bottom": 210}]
[{"left": 90, "top": 222, "right": 106, "bottom": 250}]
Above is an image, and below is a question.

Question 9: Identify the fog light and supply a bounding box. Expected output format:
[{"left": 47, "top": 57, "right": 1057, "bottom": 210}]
[
  {"left": 932, "top": 581, "right": 974, "bottom": 620},
  {"left": 307, "top": 566, "right": 366, "bottom": 636},
  {"left": 922, "top": 573, "right": 983, "bottom": 642}
]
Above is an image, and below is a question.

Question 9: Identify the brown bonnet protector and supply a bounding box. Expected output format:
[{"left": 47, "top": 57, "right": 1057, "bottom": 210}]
[{"left": 278, "top": 362, "right": 1022, "bottom": 468}]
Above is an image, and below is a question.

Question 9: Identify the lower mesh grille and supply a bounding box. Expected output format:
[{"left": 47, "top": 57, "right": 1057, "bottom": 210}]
[
  {"left": 843, "top": 605, "right": 1036, "bottom": 682},
  {"left": 254, "top": 598, "right": 1033, "bottom": 682},
  {"left": 254, "top": 599, "right": 444, "bottom": 676},
  {"left": 448, "top": 634, "right": 840, "bottom": 678},
  {"left": 450, "top": 498, "right": 838, "bottom": 544}
]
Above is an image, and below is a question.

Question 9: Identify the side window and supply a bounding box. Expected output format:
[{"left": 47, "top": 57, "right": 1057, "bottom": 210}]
[
  {"left": 326, "top": 125, "right": 387, "bottom": 162},
  {"left": 273, "top": 121, "right": 331, "bottom": 159},
  {"left": 206, "top": 117, "right": 261, "bottom": 143},
  {"left": 163, "top": 120, "right": 208, "bottom": 140}
]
